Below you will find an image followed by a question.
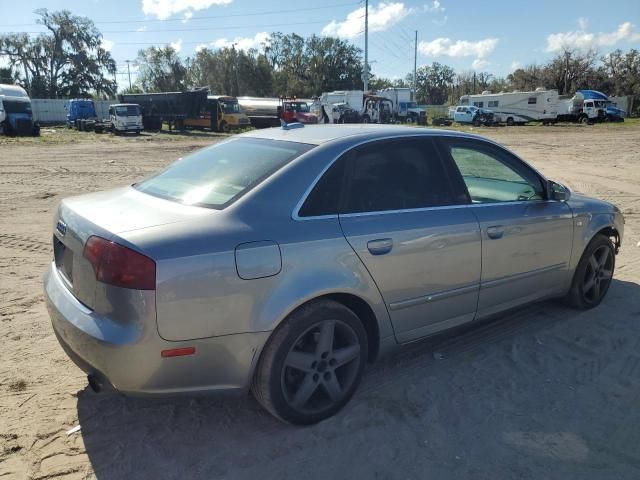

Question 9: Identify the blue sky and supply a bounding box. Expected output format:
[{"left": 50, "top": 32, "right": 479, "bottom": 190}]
[{"left": 3, "top": 0, "right": 639, "bottom": 90}]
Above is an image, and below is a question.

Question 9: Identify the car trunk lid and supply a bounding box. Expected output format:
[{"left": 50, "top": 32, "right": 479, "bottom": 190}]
[{"left": 53, "top": 186, "right": 212, "bottom": 310}]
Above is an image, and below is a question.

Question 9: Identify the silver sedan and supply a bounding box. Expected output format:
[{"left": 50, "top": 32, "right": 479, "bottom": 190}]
[{"left": 44, "top": 125, "right": 624, "bottom": 424}]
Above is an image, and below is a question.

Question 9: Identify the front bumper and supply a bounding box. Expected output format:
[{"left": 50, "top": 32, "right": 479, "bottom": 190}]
[
  {"left": 44, "top": 263, "right": 269, "bottom": 395},
  {"left": 114, "top": 125, "right": 142, "bottom": 132}
]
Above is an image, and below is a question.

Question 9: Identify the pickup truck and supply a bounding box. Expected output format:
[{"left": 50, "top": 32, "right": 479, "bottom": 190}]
[{"left": 453, "top": 105, "right": 495, "bottom": 126}]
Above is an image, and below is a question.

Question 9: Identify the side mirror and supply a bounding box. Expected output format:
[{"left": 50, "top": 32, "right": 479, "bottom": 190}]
[{"left": 548, "top": 180, "right": 571, "bottom": 202}]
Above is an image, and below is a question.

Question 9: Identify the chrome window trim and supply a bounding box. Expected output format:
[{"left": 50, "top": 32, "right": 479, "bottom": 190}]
[{"left": 291, "top": 132, "right": 552, "bottom": 222}]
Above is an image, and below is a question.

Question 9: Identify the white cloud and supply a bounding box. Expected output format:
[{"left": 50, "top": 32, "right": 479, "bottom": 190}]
[
  {"left": 196, "top": 32, "right": 270, "bottom": 53},
  {"left": 546, "top": 21, "right": 640, "bottom": 52},
  {"left": 578, "top": 17, "right": 588, "bottom": 30},
  {"left": 424, "top": 0, "right": 445, "bottom": 13},
  {"left": 322, "top": 2, "right": 411, "bottom": 39},
  {"left": 170, "top": 38, "right": 183, "bottom": 52},
  {"left": 472, "top": 58, "right": 489, "bottom": 70},
  {"left": 142, "top": 0, "right": 232, "bottom": 21},
  {"left": 182, "top": 11, "right": 193, "bottom": 23},
  {"left": 136, "top": 25, "right": 147, "bottom": 32},
  {"left": 418, "top": 37, "right": 498, "bottom": 58},
  {"left": 510, "top": 60, "right": 522, "bottom": 71},
  {"left": 102, "top": 39, "right": 114, "bottom": 51},
  {"left": 432, "top": 15, "right": 448, "bottom": 26}
]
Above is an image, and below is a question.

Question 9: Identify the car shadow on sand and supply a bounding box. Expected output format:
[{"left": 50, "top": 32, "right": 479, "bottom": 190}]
[{"left": 77, "top": 279, "right": 640, "bottom": 479}]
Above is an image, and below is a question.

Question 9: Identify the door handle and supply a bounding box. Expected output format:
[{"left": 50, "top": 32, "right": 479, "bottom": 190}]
[
  {"left": 486, "top": 226, "right": 504, "bottom": 239},
  {"left": 367, "top": 238, "right": 393, "bottom": 255}
]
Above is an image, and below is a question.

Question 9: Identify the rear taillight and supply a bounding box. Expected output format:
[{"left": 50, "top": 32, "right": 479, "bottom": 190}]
[{"left": 83, "top": 236, "right": 156, "bottom": 290}]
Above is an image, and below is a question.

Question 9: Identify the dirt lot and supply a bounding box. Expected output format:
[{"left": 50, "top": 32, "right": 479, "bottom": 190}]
[{"left": 1, "top": 124, "right": 640, "bottom": 479}]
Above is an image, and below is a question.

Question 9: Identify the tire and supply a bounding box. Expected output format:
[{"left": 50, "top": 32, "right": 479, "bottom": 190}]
[
  {"left": 361, "top": 115, "right": 370, "bottom": 124},
  {"left": 579, "top": 115, "right": 589, "bottom": 125},
  {"left": 506, "top": 117, "right": 515, "bottom": 126},
  {"left": 564, "top": 234, "right": 615, "bottom": 309},
  {"left": 252, "top": 299, "right": 368, "bottom": 425},
  {"left": 472, "top": 117, "right": 481, "bottom": 127}
]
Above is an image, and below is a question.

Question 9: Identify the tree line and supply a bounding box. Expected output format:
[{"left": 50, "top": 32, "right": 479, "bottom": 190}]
[{"left": 1, "top": 10, "right": 638, "bottom": 111}]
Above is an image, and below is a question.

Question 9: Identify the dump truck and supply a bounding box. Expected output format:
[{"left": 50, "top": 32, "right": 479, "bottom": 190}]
[
  {"left": 379, "top": 88, "right": 427, "bottom": 125},
  {"left": 119, "top": 89, "right": 209, "bottom": 131}
]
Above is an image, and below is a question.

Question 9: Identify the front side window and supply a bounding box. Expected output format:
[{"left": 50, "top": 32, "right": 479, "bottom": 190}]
[
  {"left": 446, "top": 141, "right": 544, "bottom": 203},
  {"left": 342, "top": 139, "right": 456, "bottom": 214},
  {"left": 136, "top": 138, "right": 313, "bottom": 208}
]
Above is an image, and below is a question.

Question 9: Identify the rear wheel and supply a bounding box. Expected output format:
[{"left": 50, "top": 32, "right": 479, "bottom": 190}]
[
  {"left": 564, "top": 234, "right": 615, "bottom": 309},
  {"left": 252, "top": 299, "right": 368, "bottom": 425},
  {"left": 506, "top": 117, "right": 515, "bottom": 126}
]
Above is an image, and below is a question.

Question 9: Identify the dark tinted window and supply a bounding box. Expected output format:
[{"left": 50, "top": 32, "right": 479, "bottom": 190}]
[
  {"left": 298, "top": 159, "right": 346, "bottom": 217},
  {"left": 343, "top": 138, "right": 455, "bottom": 214},
  {"left": 528, "top": 97, "right": 537, "bottom": 104}
]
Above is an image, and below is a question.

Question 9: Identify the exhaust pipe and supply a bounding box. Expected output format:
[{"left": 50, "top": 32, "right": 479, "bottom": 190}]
[{"left": 87, "top": 373, "right": 103, "bottom": 393}]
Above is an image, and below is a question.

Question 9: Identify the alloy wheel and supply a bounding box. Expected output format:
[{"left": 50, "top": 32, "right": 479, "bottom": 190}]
[
  {"left": 281, "top": 319, "right": 361, "bottom": 414},
  {"left": 582, "top": 245, "right": 613, "bottom": 303}
]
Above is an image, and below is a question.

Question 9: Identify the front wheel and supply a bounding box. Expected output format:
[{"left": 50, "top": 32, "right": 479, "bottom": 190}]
[
  {"left": 506, "top": 117, "right": 515, "bottom": 126},
  {"left": 252, "top": 299, "right": 368, "bottom": 425},
  {"left": 564, "top": 234, "right": 615, "bottom": 309}
]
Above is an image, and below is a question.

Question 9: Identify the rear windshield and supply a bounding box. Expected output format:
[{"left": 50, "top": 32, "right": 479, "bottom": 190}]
[{"left": 135, "top": 138, "right": 313, "bottom": 208}]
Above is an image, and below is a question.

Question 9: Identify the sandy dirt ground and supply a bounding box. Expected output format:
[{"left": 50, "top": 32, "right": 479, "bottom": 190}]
[{"left": 1, "top": 124, "right": 640, "bottom": 479}]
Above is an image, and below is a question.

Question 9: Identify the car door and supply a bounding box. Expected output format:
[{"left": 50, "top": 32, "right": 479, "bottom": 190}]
[
  {"left": 337, "top": 137, "right": 482, "bottom": 343},
  {"left": 438, "top": 137, "right": 574, "bottom": 318}
]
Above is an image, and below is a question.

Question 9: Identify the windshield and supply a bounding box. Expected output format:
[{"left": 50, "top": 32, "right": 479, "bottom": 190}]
[
  {"left": 3, "top": 100, "right": 32, "bottom": 114},
  {"left": 115, "top": 105, "right": 141, "bottom": 116},
  {"left": 135, "top": 138, "right": 313, "bottom": 208},
  {"left": 284, "top": 102, "right": 309, "bottom": 112},
  {"left": 221, "top": 101, "right": 241, "bottom": 114}
]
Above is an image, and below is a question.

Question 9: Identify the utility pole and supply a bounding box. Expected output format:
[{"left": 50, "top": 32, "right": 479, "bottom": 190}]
[
  {"left": 413, "top": 30, "right": 417, "bottom": 101},
  {"left": 125, "top": 60, "right": 132, "bottom": 90},
  {"left": 363, "top": 0, "right": 369, "bottom": 92},
  {"left": 473, "top": 71, "right": 477, "bottom": 94}
]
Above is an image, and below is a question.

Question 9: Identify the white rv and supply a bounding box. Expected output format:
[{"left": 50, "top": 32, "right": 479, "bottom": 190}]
[{"left": 458, "top": 88, "right": 558, "bottom": 125}]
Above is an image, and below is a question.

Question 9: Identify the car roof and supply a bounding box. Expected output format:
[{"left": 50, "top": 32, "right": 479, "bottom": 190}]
[{"left": 241, "top": 124, "right": 481, "bottom": 146}]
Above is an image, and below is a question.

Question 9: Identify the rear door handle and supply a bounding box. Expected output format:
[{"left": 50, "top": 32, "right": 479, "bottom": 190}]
[
  {"left": 367, "top": 238, "right": 393, "bottom": 255},
  {"left": 486, "top": 226, "right": 504, "bottom": 239}
]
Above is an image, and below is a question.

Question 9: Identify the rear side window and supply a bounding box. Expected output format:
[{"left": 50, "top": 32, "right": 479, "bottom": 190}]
[
  {"left": 136, "top": 138, "right": 312, "bottom": 208},
  {"left": 298, "top": 158, "right": 346, "bottom": 217},
  {"left": 342, "top": 138, "right": 457, "bottom": 214}
]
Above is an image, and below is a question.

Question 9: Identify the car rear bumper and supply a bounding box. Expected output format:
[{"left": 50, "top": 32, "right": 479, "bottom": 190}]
[{"left": 44, "top": 263, "right": 269, "bottom": 395}]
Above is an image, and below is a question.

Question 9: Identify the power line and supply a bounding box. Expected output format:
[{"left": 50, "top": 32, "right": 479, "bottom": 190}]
[
  {"left": 2, "top": 19, "right": 344, "bottom": 35},
  {"left": 0, "top": 1, "right": 360, "bottom": 27}
]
